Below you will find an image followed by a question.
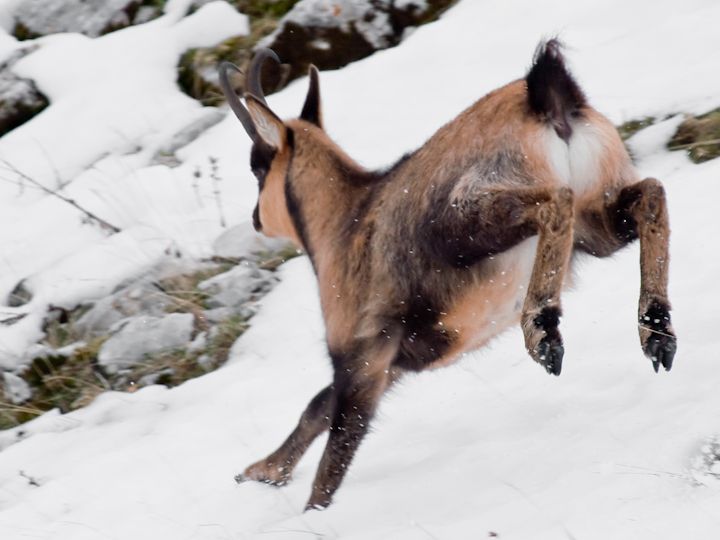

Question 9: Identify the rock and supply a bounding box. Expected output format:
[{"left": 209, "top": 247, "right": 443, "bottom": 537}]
[
  {"left": 75, "top": 279, "right": 175, "bottom": 338},
  {"left": 198, "top": 264, "right": 276, "bottom": 309},
  {"left": 2, "top": 372, "right": 32, "bottom": 404},
  {"left": 212, "top": 221, "right": 290, "bottom": 260},
  {"left": 13, "top": 0, "right": 165, "bottom": 40},
  {"left": 203, "top": 306, "right": 236, "bottom": 324},
  {"left": 6, "top": 278, "right": 34, "bottom": 307},
  {"left": 258, "top": 0, "right": 457, "bottom": 81},
  {"left": 97, "top": 313, "right": 195, "bottom": 372},
  {"left": 152, "top": 108, "right": 225, "bottom": 167},
  {"left": 188, "top": 331, "right": 208, "bottom": 353},
  {"left": 0, "top": 67, "right": 49, "bottom": 137},
  {"left": 138, "top": 367, "right": 175, "bottom": 386}
]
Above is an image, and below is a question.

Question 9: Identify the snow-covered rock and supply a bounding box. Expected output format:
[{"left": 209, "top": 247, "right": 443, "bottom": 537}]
[
  {"left": 212, "top": 222, "right": 289, "bottom": 260},
  {"left": 1, "top": 371, "right": 31, "bottom": 404},
  {"left": 259, "top": 0, "right": 456, "bottom": 80},
  {"left": 97, "top": 313, "right": 195, "bottom": 372},
  {"left": 75, "top": 279, "right": 175, "bottom": 338},
  {"left": 12, "top": 0, "right": 163, "bottom": 39},
  {"left": 0, "top": 51, "right": 48, "bottom": 137},
  {"left": 0, "top": 70, "right": 48, "bottom": 135}
]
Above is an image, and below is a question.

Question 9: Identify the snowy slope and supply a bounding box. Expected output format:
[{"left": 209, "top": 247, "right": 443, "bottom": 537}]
[{"left": 1, "top": 0, "right": 720, "bottom": 539}]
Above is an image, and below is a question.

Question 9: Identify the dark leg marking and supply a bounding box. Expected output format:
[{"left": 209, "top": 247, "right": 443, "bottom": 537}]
[
  {"left": 640, "top": 299, "right": 676, "bottom": 372},
  {"left": 533, "top": 306, "right": 564, "bottom": 376},
  {"left": 305, "top": 337, "right": 399, "bottom": 510}
]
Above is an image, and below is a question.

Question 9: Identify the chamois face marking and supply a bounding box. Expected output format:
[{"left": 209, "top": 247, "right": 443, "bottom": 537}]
[{"left": 246, "top": 96, "right": 302, "bottom": 245}]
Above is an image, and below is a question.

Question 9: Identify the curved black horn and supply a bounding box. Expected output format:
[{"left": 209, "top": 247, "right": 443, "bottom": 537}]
[
  {"left": 247, "top": 48, "right": 280, "bottom": 105},
  {"left": 218, "top": 61, "right": 258, "bottom": 141}
]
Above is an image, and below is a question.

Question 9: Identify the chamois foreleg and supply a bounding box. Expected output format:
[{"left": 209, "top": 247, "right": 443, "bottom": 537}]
[
  {"left": 305, "top": 336, "right": 399, "bottom": 510},
  {"left": 577, "top": 178, "right": 676, "bottom": 371}
]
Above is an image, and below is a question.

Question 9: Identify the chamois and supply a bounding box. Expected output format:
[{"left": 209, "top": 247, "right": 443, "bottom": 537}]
[{"left": 219, "top": 40, "right": 677, "bottom": 510}]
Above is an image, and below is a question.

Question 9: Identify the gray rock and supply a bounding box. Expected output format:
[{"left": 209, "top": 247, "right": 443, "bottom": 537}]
[
  {"left": 13, "top": 0, "right": 163, "bottom": 40},
  {"left": 97, "top": 313, "right": 195, "bottom": 372},
  {"left": 75, "top": 279, "right": 175, "bottom": 338},
  {"left": 6, "top": 278, "right": 33, "bottom": 307},
  {"left": 212, "top": 222, "right": 290, "bottom": 260},
  {"left": 2, "top": 372, "right": 32, "bottom": 404},
  {"left": 203, "top": 306, "right": 236, "bottom": 324},
  {"left": 188, "top": 331, "right": 207, "bottom": 353},
  {"left": 198, "top": 265, "right": 276, "bottom": 309}
]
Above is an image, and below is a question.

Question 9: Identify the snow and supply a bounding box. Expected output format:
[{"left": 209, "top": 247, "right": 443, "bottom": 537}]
[{"left": 0, "top": 0, "right": 719, "bottom": 538}]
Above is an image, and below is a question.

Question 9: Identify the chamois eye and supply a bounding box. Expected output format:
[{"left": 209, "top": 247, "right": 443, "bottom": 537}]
[{"left": 252, "top": 167, "right": 267, "bottom": 180}]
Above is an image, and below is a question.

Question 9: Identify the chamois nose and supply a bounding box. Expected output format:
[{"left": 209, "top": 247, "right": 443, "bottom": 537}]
[{"left": 252, "top": 204, "right": 262, "bottom": 232}]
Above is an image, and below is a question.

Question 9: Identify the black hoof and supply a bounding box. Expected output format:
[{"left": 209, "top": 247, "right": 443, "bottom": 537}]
[
  {"left": 305, "top": 499, "right": 331, "bottom": 512},
  {"left": 645, "top": 332, "right": 676, "bottom": 372},
  {"left": 532, "top": 307, "right": 564, "bottom": 376},
  {"left": 537, "top": 336, "right": 564, "bottom": 376},
  {"left": 640, "top": 299, "right": 676, "bottom": 373}
]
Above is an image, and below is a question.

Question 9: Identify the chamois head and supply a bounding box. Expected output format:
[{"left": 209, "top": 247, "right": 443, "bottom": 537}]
[{"left": 219, "top": 50, "right": 322, "bottom": 244}]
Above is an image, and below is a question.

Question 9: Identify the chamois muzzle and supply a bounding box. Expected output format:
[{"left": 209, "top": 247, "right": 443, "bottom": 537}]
[{"left": 218, "top": 48, "right": 280, "bottom": 143}]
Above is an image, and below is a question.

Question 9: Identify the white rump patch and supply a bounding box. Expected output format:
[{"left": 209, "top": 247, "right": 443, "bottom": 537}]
[{"left": 546, "top": 122, "right": 606, "bottom": 195}]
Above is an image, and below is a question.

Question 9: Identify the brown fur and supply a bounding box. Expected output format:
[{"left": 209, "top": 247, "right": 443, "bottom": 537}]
[{"left": 228, "top": 43, "right": 676, "bottom": 510}]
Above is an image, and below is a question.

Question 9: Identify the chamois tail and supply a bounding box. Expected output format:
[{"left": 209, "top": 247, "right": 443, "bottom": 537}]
[{"left": 526, "top": 39, "right": 586, "bottom": 143}]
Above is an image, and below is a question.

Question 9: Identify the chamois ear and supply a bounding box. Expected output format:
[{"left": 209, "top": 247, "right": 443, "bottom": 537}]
[
  {"left": 300, "top": 65, "right": 323, "bottom": 128},
  {"left": 245, "top": 94, "right": 287, "bottom": 150}
]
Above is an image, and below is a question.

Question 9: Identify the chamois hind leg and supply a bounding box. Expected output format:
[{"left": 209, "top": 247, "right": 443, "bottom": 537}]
[
  {"left": 439, "top": 185, "right": 575, "bottom": 374},
  {"left": 577, "top": 177, "right": 676, "bottom": 372},
  {"left": 238, "top": 366, "right": 403, "bottom": 490},
  {"left": 237, "top": 385, "right": 334, "bottom": 486},
  {"left": 305, "top": 336, "right": 400, "bottom": 510}
]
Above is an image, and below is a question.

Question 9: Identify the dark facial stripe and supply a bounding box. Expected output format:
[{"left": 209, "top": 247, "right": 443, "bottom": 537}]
[{"left": 282, "top": 129, "right": 315, "bottom": 264}]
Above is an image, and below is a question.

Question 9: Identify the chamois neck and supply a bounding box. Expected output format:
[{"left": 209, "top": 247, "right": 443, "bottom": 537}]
[{"left": 286, "top": 122, "right": 379, "bottom": 267}]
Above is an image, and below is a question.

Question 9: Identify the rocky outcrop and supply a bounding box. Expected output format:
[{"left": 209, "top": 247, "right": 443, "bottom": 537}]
[
  {"left": 178, "top": 0, "right": 457, "bottom": 105},
  {"left": 13, "top": 0, "right": 165, "bottom": 40},
  {"left": 259, "top": 0, "right": 457, "bottom": 80}
]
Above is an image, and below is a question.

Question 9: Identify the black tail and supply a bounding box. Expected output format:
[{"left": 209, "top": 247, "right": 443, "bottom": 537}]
[{"left": 526, "top": 39, "right": 586, "bottom": 143}]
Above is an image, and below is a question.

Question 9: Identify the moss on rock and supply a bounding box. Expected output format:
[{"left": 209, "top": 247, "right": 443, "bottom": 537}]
[{"left": 668, "top": 108, "right": 720, "bottom": 164}]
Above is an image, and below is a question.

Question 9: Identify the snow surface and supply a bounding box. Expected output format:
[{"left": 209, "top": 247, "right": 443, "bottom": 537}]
[{"left": 0, "top": 0, "right": 720, "bottom": 538}]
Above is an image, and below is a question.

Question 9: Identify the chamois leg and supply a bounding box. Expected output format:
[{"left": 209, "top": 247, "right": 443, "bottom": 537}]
[
  {"left": 578, "top": 178, "right": 676, "bottom": 371},
  {"left": 237, "top": 385, "right": 335, "bottom": 486},
  {"left": 438, "top": 185, "right": 575, "bottom": 374},
  {"left": 519, "top": 187, "right": 575, "bottom": 375},
  {"left": 305, "top": 338, "right": 399, "bottom": 510},
  {"left": 631, "top": 179, "right": 676, "bottom": 371}
]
